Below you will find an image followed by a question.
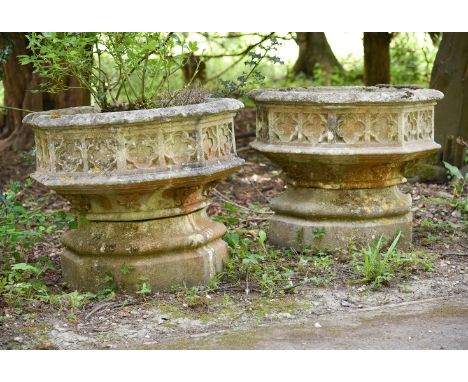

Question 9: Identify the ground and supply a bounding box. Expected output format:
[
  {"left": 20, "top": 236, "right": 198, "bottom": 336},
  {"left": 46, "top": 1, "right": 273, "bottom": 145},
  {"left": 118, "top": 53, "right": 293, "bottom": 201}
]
[{"left": 0, "top": 108, "right": 467, "bottom": 350}]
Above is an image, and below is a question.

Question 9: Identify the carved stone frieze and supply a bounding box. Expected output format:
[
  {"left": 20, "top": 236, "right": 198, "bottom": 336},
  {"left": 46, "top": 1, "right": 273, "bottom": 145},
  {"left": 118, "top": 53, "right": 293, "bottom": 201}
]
[
  {"left": 256, "top": 105, "right": 432, "bottom": 146},
  {"left": 32, "top": 112, "right": 238, "bottom": 176}
]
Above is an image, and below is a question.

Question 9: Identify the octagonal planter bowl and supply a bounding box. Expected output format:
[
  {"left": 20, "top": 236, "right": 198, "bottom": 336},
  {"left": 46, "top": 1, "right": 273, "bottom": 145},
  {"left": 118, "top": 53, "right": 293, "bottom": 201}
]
[
  {"left": 249, "top": 86, "right": 443, "bottom": 249},
  {"left": 24, "top": 98, "right": 244, "bottom": 291}
]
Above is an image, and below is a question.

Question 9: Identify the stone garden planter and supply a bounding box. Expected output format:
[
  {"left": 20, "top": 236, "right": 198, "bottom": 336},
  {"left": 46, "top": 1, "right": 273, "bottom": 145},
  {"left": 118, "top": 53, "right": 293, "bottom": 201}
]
[
  {"left": 24, "top": 99, "right": 244, "bottom": 291},
  {"left": 250, "top": 86, "right": 443, "bottom": 249}
]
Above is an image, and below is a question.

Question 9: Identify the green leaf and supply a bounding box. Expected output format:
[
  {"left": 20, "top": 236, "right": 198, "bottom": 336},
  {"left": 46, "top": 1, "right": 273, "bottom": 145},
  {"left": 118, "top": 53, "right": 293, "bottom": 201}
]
[
  {"left": 223, "top": 202, "right": 239, "bottom": 214},
  {"left": 443, "top": 161, "right": 463, "bottom": 179},
  {"left": 11, "top": 263, "right": 42, "bottom": 275},
  {"left": 136, "top": 282, "right": 152, "bottom": 295},
  {"left": 258, "top": 230, "right": 267, "bottom": 246}
]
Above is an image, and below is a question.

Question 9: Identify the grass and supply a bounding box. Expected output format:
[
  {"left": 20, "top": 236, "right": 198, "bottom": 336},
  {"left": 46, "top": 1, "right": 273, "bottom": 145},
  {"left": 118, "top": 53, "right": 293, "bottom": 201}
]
[{"left": 350, "top": 232, "right": 436, "bottom": 290}]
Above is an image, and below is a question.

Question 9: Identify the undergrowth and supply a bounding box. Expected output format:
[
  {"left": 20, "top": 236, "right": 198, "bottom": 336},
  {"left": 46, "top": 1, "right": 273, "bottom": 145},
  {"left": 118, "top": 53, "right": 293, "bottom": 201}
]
[
  {"left": 443, "top": 161, "right": 468, "bottom": 218},
  {"left": 350, "top": 232, "right": 436, "bottom": 290},
  {"left": 0, "top": 179, "right": 115, "bottom": 318},
  {"left": 0, "top": 180, "right": 441, "bottom": 318}
]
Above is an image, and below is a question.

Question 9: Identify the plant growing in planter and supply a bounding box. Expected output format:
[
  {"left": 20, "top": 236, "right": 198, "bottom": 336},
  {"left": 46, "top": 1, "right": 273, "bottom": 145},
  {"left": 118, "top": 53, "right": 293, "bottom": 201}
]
[{"left": 20, "top": 32, "right": 278, "bottom": 292}]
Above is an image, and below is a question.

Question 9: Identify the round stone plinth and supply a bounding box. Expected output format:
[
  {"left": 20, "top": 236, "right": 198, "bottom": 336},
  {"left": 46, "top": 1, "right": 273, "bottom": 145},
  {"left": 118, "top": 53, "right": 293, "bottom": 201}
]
[
  {"left": 268, "top": 186, "right": 412, "bottom": 249},
  {"left": 249, "top": 86, "right": 443, "bottom": 249},
  {"left": 60, "top": 209, "right": 228, "bottom": 291}
]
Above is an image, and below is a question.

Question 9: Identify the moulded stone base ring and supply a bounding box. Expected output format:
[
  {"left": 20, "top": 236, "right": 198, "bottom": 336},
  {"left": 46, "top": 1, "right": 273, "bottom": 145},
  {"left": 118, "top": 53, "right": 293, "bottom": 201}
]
[
  {"left": 268, "top": 185, "right": 413, "bottom": 249},
  {"left": 61, "top": 239, "right": 227, "bottom": 292},
  {"left": 59, "top": 209, "right": 228, "bottom": 291},
  {"left": 269, "top": 213, "right": 412, "bottom": 250}
]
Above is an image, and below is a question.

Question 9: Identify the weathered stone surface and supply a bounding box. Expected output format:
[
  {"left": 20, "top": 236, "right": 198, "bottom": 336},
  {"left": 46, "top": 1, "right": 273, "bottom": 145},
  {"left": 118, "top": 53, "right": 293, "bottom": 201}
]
[
  {"left": 61, "top": 210, "right": 228, "bottom": 291},
  {"left": 249, "top": 86, "right": 443, "bottom": 250},
  {"left": 24, "top": 99, "right": 244, "bottom": 291},
  {"left": 269, "top": 187, "right": 412, "bottom": 249},
  {"left": 249, "top": 85, "right": 443, "bottom": 105}
]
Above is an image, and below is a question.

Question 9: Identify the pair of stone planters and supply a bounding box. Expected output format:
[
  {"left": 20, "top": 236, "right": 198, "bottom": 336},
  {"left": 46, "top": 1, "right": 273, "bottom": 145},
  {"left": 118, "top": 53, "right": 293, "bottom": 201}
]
[
  {"left": 24, "top": 99, "right": 244, "bottom": 292},
  {"left": 26, "top": 86, "right": 443, "bottom": 292}
]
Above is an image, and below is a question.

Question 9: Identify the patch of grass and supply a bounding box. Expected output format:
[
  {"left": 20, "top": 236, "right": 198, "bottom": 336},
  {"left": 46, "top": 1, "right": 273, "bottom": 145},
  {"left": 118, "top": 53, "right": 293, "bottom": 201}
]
[
  {"left": 417, "top": 219, "right": 455, "bottom": 234},
  {"left": 415, "top": 219, "right": 456, "bottom": 245},
  {"left": 351, "top": 232, "right": 436, "bottom": 290},
  {"left": 221, "top": 229, "right": 295, "bottom": 297},
  {"left": 219, "top": 228, "right": 342, "bottom": 296}
]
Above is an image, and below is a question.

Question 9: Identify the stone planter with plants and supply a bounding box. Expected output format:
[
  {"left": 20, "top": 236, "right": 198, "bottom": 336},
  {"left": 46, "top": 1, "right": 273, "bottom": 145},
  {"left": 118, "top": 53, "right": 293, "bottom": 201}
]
[{"left": 20, "top": 33, "right": 250, "bottom": 292}]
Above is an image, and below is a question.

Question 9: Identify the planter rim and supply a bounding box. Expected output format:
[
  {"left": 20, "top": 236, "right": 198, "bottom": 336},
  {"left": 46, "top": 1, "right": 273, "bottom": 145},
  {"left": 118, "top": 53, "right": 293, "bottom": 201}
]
[
  {"left": 31, "top": 157, "right": 244, "bottom": 191},
  {"left": 250, "top": 140, "right": 441, "bottom": 156},
  {"left": 23, "top": 98, "right": 244, "bottom": 128},
  {"left": 248, "top": 86, "right": 444, "bottom": 105}
]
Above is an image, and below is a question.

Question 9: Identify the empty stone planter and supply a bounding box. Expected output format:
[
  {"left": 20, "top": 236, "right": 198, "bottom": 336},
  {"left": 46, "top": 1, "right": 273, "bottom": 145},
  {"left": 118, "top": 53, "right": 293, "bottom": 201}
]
[
  {"left": 24, "top": 99, "right": 244, "bottom": 291},
  {"left": 250, "top": 86, "right": 443, "bottom": 249}
]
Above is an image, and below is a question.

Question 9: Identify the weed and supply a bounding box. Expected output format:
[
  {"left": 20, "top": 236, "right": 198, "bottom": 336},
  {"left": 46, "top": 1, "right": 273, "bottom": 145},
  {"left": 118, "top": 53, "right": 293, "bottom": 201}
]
[
  {"left": 351, "top": 232, "right": 436, "bottom": 290},
  {"left": 351, "top": 233, "right": 401, "bottom": 290},
  {"left": 57, "top": 290, "right": 96, "bottom": 310},
  {"left": 221, "top": 229, "right": 341, "bottom": 296},
  {"left": 415, "top": 219, "right": 455, "bottom": 245},
  {"left": 312, "top": 227, "right": 326, "bottom": 239},
  {"left": 443, "top": 161, "right": 468, "bottom": 216},
  {"left": 0, "top": 262, "right": 50, "bottom": 305},
  {"left": 136, "top": 277, "right": 152, "bottom": 296},
  {"left": 221, "top": 229, "right": 294, "bottom": 297},
  {"left": 120, "top": 263, "right": 135, "bottom": 276},
  {"left": 173, "top": 285, "right": 211, "bottom": 310},
  {"left": 418, "top": 219, "right": 454, "bottom": 233}
]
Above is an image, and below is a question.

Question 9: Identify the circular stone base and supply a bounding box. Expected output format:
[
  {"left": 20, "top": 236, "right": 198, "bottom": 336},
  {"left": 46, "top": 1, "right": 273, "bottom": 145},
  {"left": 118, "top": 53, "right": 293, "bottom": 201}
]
[
  {"left": 59, "top": 209, "right": 228, "bottom": 291},
  {"left": 61, "top": 239, "right": 227, "bottom": 292},
  {"left": 268, "top": 186, "right": 413, "bottom": 250},
  {"left": 269, "top": 213, "right": 412, "bottom": 250}
]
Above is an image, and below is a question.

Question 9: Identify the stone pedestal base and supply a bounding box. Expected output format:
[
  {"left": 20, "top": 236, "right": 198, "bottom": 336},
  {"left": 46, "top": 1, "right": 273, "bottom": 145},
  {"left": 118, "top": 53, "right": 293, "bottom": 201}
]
[
  {"left": 269, "top": 186, "right": 412, "bottom": 250},
  {"left": 60, "top": 209, "right": 228, "bottom": 291}
]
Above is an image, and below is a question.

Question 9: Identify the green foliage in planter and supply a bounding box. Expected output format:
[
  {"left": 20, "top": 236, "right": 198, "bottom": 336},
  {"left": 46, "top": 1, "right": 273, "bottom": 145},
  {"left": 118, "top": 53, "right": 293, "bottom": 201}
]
[
  {"left": 19, "top": 32, "right": 201, "bottom": 111},
  {"left": 19, "top": 32, "right": 282, "bottom": 111},
  {"left": 214, "top": 36, "right": 284, "bottom": 98}
]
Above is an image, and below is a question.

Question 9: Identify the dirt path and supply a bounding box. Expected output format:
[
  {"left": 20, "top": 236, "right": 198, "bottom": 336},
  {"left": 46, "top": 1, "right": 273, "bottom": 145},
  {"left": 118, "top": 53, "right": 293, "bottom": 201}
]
[
  {"left": 2, "top": 265, "right": 466, "bottom": 350},
  {"left": 149, "top": 295, "right": 468, "bottom": 350}
]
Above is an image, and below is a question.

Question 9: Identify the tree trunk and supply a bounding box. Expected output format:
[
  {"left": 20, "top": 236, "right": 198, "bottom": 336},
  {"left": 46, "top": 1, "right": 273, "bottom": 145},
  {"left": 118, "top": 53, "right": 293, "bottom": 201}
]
[
  {"left": 364, "top": 32, "right": 392, "bottom": 85},
  {"left": 0, "top": 33, "right": 90, "bottom": 152},
  {"left": 430, "top": 32, "right": 468, "bottom": 167},
  {"left": 0, "top": 33, "right": 41, "bottom": 149},
  {"left": 293, "top": 32, "right": 342, "bottom": 81},
  {"left": 182, "top": 54, "right": 206, "bottom": 84}
]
